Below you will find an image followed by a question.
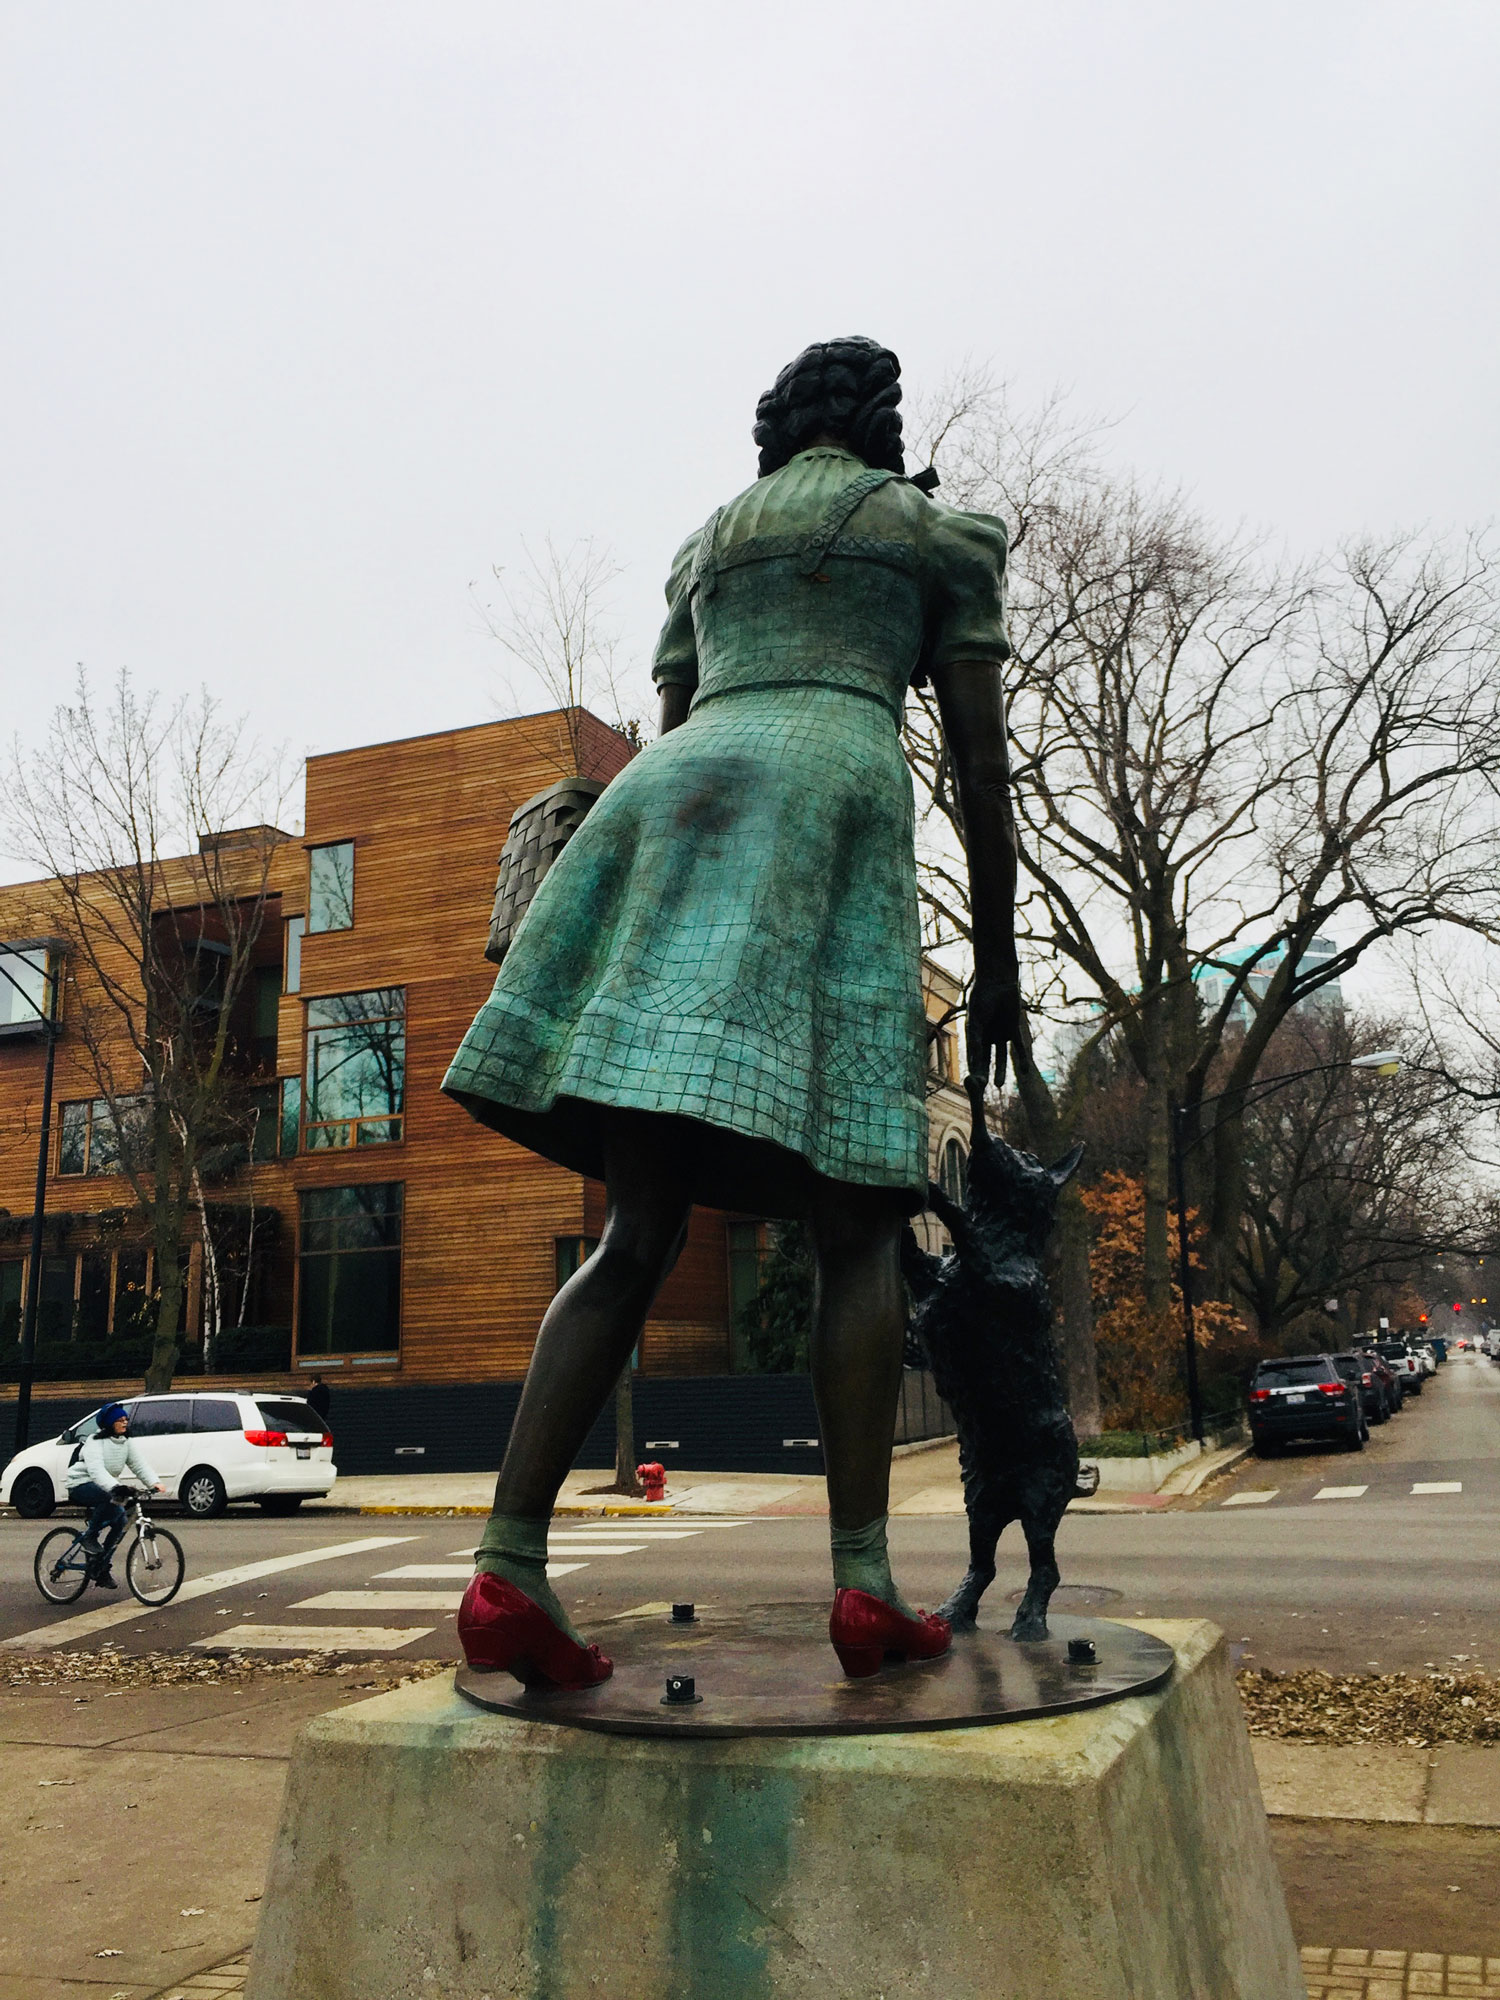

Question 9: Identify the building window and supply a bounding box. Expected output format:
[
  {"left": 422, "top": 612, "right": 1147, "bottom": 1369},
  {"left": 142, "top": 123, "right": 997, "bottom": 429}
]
[
  {"left": 57, "top": 1096, "right": 147, "bottom": 1178},
  {"left": 279, "top": 1075, "right": 301, "bottom": 1157},
  {"left": 303, "top": 988, "right": 405, "bottom": 1148},
  {"left": 0, "top": 942, "right": 60, "bottom": 1039},
  {"left": 554, "top": 1236, "right": 600, "bottom": 1292},
  {"left": 3, "top": 1247, "right": 160, "bottom": 1344},
  {"left": 939, "top": 1138, "right": 968, "bottom": 1203},
  {"left": 1, "top": 1261, "right": 22, "bottom": 1343},
  {"left": 284, "top": 915, "right": 304, "bottom": 993},
  {"left": 297, "top": 1183, "right": 403, "bottom": 1357},
  {"left": 307, "top": 843, "right": 355, "bottom": 934},
  {"left": 251, "top": 965, "right": 280, "bottom": 1071}
]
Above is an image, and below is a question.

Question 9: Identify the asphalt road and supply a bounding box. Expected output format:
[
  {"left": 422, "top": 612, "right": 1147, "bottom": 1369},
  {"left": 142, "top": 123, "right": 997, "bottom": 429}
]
[{"left": 0, "top": 1352, "right": 1495, "bottom": 1672}]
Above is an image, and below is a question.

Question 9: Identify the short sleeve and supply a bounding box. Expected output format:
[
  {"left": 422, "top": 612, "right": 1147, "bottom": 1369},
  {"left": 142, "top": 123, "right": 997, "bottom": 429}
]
[
  {"left": 651, "top": 528, "right": 703, "bottom": 691},
  {"left": 923, "top": 505, "right": 1011, "bottom": 673}
]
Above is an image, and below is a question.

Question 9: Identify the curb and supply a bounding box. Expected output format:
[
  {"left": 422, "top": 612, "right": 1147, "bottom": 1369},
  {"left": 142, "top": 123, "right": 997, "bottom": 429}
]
[{"left": 1173, "top": 1440, "right": 1252, "bottom": 1498}]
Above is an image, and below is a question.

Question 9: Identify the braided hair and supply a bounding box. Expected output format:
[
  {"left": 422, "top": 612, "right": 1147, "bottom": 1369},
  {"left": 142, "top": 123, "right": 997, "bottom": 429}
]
[{"left": 753, "top": 336, "right": 905, "bottom": 477}]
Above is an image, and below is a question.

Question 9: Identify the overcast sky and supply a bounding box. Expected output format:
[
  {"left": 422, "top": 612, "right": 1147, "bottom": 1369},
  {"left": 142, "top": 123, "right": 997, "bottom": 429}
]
[{"left": 3, "top": 1, "right": 1497, "bottom": 888}]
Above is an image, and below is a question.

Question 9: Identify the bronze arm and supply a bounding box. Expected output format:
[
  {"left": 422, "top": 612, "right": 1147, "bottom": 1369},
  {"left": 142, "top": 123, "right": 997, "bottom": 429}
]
[{"left": 928, "top": 659, "right": 1022, "bottom": 1087}]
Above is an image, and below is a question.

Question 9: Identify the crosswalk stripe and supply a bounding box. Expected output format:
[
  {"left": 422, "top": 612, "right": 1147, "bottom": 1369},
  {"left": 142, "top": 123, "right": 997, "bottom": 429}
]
[
  {"left": 1411, "top": 1481, "right": 1462, "bottom": 1494},
  {"left": 196, "top": 1624, "right": 431, "bottom": 1653},
  {"left": 294, "top": 1591, "right": 463, "bottom": 1611},
  {"left": 1222, "top": 1490, "right": 1278, "bottom": 1506},
  {"left": 1, "top": 1535, "right": 417, "bottom": 1651},
  {"left": 1313, "top": 1486, "right": 1368, "bottom": 1500},
  {"left": 378, "top": 1564, "right": 475, "bottom": 1579}
]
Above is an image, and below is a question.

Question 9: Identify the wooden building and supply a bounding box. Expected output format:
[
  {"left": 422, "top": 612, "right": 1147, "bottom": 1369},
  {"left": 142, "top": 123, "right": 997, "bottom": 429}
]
[{"left": 0, "top": 710, "right": 970, "bottom": 1405}]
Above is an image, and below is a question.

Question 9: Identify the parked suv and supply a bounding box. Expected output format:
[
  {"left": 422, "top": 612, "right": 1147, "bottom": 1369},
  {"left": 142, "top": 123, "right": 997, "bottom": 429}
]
[
  {"left": 1375, "top": 1341, "right": 1424, "bottom": 1396},
  {"left": 1249, "top": 1354, "right": 1366, "bottom": 1455},
  {"left": 1334, "top": 1352, "right": 1389, "bottom": 1426},
  {"left": 1357, "top": 1348, "right": 1401, "bottom": 1419},
  {"left": 1, "top": 1391, "right": 336, "bottom": 1519}
]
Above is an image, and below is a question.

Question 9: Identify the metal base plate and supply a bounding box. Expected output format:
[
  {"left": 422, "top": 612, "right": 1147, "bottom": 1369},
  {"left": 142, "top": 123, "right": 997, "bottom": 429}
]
[{"left": 454, "top": 1602, "right": 1174, "bottom": 1738}]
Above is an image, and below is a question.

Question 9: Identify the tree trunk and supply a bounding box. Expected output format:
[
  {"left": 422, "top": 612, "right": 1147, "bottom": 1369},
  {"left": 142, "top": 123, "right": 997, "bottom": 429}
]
[
  {"left": 611, "top": 1363, "right": 642, "bottom": 1496},
  {"left": 1143, "top": 1075, "right": 1172, "bottom": 1313},
  {"left": 1052, "top": 1182, "right": 1100, "bottom": 1437},
  {"left": 145, "top": 1228, "right": 184, "bottom": 1392}
]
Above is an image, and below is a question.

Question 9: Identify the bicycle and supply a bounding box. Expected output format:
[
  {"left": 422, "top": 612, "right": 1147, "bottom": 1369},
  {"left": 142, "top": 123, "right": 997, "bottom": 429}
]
[{"left": 34, "top": 1488, "right": 186, "bottom": 1608}]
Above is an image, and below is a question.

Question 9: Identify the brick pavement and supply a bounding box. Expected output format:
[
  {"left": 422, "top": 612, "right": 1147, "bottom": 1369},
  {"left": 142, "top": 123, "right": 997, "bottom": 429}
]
[
  {"left": 1303, "top": 1948, "right": 1500, "bottom": 1996},
  {"left": 146, "top": 1951, "right": 250, "bottom": 1997}
]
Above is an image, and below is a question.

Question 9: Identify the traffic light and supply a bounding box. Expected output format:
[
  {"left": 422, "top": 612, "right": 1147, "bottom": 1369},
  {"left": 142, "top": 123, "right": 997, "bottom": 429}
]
[
  {"left": 1419, "top": 1313, "right": 1428, "bottom": 1324},
  {"left": 1453, "top": 1301, "right": 1463, "bottom": 1314}
]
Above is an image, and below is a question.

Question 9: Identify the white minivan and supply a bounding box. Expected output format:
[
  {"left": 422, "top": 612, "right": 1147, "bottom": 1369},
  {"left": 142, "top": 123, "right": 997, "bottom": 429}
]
[{"left": 1, "top": 1390, "right": 337, "bottom": 1519}]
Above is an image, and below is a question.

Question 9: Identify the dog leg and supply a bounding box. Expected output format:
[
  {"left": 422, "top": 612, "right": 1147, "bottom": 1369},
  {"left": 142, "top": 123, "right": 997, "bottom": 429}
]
[
  {"left": 1009, "top": 1511, "right": 1062, "bottom": 1642},
  {"left": 938, "top": 1483, "right": 1009, "bottom": 1632}
]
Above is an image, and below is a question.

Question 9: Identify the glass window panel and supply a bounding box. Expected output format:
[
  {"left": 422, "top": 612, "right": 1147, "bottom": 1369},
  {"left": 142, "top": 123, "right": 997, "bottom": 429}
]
[
  {"left": 554, "top": 1236, "right": 599, "bottom": 1292},
  {"left": 112, "top": 1251, "right": 152, "bottom": 1337},
  {"left": 280, "top": 1076, "right": 301, "bottom": 1156},
  {"left": 88, "top": 1101, "right": 121, "bottom": 1174},
  {"left": 303, "top": 991, "right": 405, "bottom": 1147},
  {"left": 0, "top": 1262, "right": 23, "bottom": 1344},
  {"left": 0, "top": 946, "right": 50, "bottom": 1026},
  {"left": 254, "top": 1398, "right": 325, "bottom": 1435},
  {"left": 297, "top": 1184, "right": 403, "bottom": 1357},
  {"left": 77, "top": 1254, "right": 111, "bottom": 1342},
  {"left": 306, "top": 988, "right": 405, "bottom": 1028},
  {"left": 58, "top": 1101, "right": 89, "bottom": 1175},
  {"left": 307, "top": 843, "right": 355, "bottom": 934},
  {"left": 253, "top": 965, "right": 280, "bottom": 1040},
  {"left": 193, "top": 1397, "right": 243, "bottom": 1433},
  {"left": 39, "top": 1255, "right": 75, "bottom": 1341},
  {"left": 249, "top": 1085, "right": 279, "bottom": 1162},
  {"left": 940, "top": 1139, "right": 968, "bottom": 1203},
  {"left": 284, "top": 916, "right": 304, "bottom": 993},
  {"left": 130, "top": 1396, "right": 194, "bottom": 1436}
]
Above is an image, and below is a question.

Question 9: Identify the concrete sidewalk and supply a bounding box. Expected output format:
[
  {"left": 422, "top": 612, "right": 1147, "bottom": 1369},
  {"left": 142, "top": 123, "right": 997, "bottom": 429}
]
[
  {"left": 3, "top": 1661, "right": 1498, "bottom": 1997},
  {"left": 313, "top": 1432, "right": 1236, "bottom": 1519}
]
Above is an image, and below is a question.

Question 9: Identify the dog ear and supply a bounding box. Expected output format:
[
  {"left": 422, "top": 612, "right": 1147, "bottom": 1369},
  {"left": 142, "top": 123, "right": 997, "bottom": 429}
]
[{"left": 1047, "top": 1142, "right": 1085, "bottom": 1188}]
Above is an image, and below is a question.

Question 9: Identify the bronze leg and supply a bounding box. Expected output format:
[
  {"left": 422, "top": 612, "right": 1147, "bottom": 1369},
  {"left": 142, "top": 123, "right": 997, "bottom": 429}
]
[
  {"left": 490, "top": 1112, "right": 691, "bottom": 1520},
  {"left": 807, "top": 1183, "right": 907, "bottom": 1531}
]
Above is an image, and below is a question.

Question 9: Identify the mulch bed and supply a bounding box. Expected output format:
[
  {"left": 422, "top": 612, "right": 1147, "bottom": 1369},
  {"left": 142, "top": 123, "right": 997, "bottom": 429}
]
[
  {"left": 7, "top": 1650, "right": 1500, "bottom": 1749},
  {"left": 2, "top": 1647, "right": 449, "bottom": 1693},
  {"left": 1237, "top": 1668, "right": 1500, "bottom": 1747}
]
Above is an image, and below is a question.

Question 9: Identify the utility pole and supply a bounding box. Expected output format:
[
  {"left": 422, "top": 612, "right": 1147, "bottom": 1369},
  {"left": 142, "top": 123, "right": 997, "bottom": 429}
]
[{"left": 1170, "top": 1105, "right": 1205, "bottom": 1446}]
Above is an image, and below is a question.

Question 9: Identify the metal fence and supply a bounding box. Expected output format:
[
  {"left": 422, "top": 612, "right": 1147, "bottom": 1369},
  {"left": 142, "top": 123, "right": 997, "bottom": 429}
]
[{"left": 893, "top": 1367, "right": 954, "bottom": 1446}]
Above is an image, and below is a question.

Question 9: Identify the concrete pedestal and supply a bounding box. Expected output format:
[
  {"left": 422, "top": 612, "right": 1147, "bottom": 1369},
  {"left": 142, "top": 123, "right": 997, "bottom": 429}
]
[{"left": 245, "top": 1619, "right": 1302, "bottom": 2000}]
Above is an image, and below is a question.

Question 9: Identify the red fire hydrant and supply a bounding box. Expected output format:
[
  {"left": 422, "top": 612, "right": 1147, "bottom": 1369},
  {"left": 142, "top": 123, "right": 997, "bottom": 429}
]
[{"left": 636, "top": 1461, "right": 667, "bottom": 1503}]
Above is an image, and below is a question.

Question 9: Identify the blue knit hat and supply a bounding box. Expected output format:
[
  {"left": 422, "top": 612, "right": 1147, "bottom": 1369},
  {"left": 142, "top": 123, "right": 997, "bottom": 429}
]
[{"left": 98, "top": 1403, "right": 128, "bottom": 1429}]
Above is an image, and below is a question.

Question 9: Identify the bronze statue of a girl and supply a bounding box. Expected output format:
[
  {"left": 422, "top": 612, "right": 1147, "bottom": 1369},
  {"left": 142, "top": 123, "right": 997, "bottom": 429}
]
[{"left": 443, "top": 336, "right": 1020, "bottom": 1687}]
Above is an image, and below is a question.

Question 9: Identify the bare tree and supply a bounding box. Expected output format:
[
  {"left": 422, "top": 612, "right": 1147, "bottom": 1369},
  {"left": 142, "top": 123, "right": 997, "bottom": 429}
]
[
  {"left": 1234, "top": 1009, "right": 1470, "bottom": 1338},
  {"left": 4, "top": 670, "right": 292, "bottom": 1390},
  {"left": 473, "top": 536, "right": 650, "bottom": 777},
  {"left": 903, "top": 379, "right": 1500, "bottom": 1407}
]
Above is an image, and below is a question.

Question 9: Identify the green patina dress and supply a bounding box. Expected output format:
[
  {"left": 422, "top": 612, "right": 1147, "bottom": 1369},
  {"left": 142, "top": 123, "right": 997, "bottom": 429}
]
[{"left": 442, "top": 445, "right": 1010, "bottom": 1217}]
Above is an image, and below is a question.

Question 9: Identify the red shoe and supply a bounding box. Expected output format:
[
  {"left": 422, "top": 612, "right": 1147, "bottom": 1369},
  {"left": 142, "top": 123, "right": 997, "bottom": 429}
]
[
  {"left": 829, "top": 1587, "right": 952, "bottom": 1678},
  {"left": 457, "top": 1573, "right": 613, "bottom": 1691}
]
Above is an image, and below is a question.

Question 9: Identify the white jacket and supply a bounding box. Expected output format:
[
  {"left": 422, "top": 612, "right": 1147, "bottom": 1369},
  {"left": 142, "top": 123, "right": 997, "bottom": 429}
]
[{"left": 64, "top": 1434, "right": 159, "bottom": 1494}]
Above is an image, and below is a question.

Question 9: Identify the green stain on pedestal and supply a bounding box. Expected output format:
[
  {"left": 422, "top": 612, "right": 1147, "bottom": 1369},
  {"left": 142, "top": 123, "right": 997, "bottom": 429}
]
[{"left": 668, "top": 1764, "right": 796, "bottom": 1997}]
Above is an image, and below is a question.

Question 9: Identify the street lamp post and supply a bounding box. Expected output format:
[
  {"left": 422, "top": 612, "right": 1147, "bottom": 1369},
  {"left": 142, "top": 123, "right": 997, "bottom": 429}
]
[
  {"left": 1, "top": 941, "right": 65, "bottom": 1455},
  {"left": 1171, "top": 1050, "right": 1401, "bottom": 1448}
]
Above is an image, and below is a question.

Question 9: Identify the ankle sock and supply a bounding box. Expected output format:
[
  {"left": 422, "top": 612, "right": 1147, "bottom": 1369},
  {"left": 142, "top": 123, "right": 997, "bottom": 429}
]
[
  {"left": 830, "top": 1515, "right": 917, "bottom": 1619},
  {"left": 473, "top": 1513, "right": 586, "bottom": 1646}
]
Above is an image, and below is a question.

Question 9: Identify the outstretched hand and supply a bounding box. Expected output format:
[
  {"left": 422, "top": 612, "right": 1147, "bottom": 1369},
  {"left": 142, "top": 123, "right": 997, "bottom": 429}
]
[{"left": 966, "top": 968, "right": 1024, "bottom": 1091}]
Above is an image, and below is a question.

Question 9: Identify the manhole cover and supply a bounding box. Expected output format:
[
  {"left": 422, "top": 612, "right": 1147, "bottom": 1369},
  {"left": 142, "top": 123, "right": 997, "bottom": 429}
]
[{"left": 1006, "top": 1583, "right": 1123, "bottom": 1610}]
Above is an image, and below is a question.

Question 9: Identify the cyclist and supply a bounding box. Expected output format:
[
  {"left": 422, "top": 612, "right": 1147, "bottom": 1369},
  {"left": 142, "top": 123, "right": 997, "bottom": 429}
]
[{"left": 63, "top": 1404, "right": 166, "bottom": 1590}]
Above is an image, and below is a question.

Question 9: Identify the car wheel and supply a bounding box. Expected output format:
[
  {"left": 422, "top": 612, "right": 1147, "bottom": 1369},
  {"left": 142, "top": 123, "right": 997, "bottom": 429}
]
[
  {"left": 1346, "top": 1424, "right": 1366, "bottom": 1452},
  {"left": 257, "top": 1496, "right": 305, "bottom": 1515},
  {"left": 180, "top": 1466, "right": 228, "bottom": 1518},
  {"left": 11, "top": 1468, "right": 56, "bottom": 1519}
]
